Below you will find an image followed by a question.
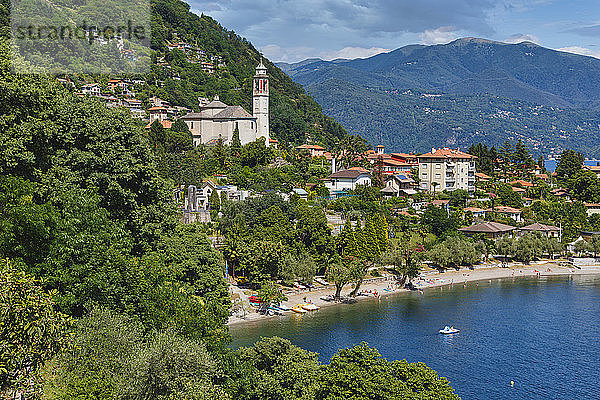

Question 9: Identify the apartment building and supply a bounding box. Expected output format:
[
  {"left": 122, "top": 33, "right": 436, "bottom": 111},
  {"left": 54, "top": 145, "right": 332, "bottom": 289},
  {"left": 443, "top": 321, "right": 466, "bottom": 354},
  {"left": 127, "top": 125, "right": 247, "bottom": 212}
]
[{"left": 417, "top": 148, "right": 476, "bottom": 193}]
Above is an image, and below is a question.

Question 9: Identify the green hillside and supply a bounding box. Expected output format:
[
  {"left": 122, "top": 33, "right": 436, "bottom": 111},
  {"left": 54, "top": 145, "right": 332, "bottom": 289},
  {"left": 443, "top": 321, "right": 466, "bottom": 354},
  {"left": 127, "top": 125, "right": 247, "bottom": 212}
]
[
  {"left": 309, "top": 79, "right": 600, "bottom": 157},
  {"left": 282, "top": 38, "right": 600, "bottom": 155},
  {"left": 0, "top": 0, "right": 347, "bottom": 147}
]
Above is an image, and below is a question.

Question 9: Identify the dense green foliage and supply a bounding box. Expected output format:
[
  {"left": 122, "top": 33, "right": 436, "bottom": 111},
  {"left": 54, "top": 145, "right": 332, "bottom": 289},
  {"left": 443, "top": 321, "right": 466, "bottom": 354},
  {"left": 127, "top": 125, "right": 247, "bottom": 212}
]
[
  {"left": 0, "top": 260, "right": 71, "bottom": 395},
  {"left": 305, "top": 80, "right": 600, "bottom": 156},
  {"left": 145, "top": 0, "right": 347, "bottom": 147}
]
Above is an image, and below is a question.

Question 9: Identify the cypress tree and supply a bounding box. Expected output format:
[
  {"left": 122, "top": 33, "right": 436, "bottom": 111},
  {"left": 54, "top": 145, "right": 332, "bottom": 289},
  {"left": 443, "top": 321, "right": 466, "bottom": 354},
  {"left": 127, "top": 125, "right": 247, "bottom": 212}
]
[
  {"left": 231, "top": 126, "right": 242, "bottom": 153},
  {"left": 209, "top": 189, "right": 221, "bottom": 211}
]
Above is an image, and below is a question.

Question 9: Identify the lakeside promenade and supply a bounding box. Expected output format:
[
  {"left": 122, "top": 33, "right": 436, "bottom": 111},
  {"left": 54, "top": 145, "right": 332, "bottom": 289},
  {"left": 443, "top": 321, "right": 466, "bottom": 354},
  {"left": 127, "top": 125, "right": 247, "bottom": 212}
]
[{"left": 228, "top": 261, "right": 600, "bottom": 326}]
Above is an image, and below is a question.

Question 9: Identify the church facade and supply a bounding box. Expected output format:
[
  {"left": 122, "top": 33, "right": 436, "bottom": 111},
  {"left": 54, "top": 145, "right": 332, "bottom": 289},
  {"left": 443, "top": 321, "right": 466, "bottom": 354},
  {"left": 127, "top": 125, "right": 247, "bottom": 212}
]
[{"left": 182, "top": 60, "right": 270, "bottom": 146}]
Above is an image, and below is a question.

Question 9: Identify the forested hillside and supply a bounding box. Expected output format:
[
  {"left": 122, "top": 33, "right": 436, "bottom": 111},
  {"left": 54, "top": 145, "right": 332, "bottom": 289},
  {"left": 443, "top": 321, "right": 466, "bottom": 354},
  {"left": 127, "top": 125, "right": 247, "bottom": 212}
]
[
  {"left": 281, "top": 38, "right": 600, "bottom": 155},
  {"left": 309, "top": 79, "right": 600, "bottom": 156},
  {"left": 147, "top": 0, "right": 347, "bottom": 146}
]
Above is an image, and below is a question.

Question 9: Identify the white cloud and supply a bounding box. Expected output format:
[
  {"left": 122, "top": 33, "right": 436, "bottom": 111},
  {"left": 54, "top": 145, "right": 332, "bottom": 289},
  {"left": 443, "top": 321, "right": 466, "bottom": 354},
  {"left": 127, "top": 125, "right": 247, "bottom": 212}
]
[
  {"left": 555, "top": 46, "right": 600, "bottom": 59},
  {"left": 504, "top": 33, "right": 540, "bottom": 44},
  {"left": 261, "top": 44, "right": 390, "bottom": 62},
  {"left": 419, "top": 26, "right": 458, "bottom": 45},
  {"left": 321, "top": 46, "right": 390, "bottom": 60},
  {"left": 260, "top": 44, "right": 318, "bottom": 63}
]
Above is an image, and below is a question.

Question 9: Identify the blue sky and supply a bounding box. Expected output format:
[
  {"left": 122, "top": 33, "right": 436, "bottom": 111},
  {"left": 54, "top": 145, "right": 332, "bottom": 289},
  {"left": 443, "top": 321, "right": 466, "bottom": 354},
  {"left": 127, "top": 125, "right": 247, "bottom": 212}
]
[{"left": 189, "top": 0, "right": 600, "bottom": 62}]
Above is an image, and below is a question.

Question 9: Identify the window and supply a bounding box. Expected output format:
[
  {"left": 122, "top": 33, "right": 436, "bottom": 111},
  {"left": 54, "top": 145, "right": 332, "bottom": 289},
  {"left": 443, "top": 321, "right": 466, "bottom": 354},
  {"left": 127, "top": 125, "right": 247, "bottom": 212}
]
[
  {"left": 435, "top": 174, "right": 441, "bottom": 179},
  {"left": 436, "top": 164, "right": 441, "bottom": 169},
  {"left": 422, "top": 173, "right": 427, "bottom": 178},
  {"left": 421, "top": 164, "right": 427, "bottom": 169},
  {"left": 235, "top": 121, "right": 238, "bottom": 130},
  {"left": 190, "top": 121, "right": 194, "bottom": 129}
]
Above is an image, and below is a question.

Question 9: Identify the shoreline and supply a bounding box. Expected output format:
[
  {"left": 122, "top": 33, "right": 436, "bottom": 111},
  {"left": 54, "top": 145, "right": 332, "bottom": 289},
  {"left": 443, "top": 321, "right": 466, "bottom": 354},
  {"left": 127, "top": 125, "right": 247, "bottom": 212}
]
[{"left": 227, "top": 262, "right": 600, "bottom": 326}]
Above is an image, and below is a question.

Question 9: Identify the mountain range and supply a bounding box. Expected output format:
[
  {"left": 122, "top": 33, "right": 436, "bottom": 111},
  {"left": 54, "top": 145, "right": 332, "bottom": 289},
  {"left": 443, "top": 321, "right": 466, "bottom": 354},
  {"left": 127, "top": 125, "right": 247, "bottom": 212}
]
[{"left": 279, "top": 38, "right": 600, "bottom": 156}]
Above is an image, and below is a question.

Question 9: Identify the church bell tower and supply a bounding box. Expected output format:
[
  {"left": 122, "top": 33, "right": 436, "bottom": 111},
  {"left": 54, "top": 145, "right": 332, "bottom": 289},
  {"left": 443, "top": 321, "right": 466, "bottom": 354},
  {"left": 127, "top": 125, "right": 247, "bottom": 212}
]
[{"left": 253, "top": 58, "right": 270, "bottom": 145}]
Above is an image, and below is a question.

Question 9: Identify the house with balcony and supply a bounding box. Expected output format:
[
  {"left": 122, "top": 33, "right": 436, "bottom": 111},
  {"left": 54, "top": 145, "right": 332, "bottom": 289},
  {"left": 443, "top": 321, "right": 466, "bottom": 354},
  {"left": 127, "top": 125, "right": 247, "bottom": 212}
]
[
  {"left": 417, "top": 148, "right": 477, "bottom": 193},
  {"left": 382, "top": 174, "right": 416, "bottom": 197}
]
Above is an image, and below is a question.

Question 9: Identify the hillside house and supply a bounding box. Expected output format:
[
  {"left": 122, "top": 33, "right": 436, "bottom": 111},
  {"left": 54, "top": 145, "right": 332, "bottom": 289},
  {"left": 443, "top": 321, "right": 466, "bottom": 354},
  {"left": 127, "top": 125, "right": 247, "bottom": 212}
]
[
  {"left": 324, "top": 167, "right": 371, "bottom": 192},
  {"left": 489, "top": 206, "right": 522, "bottom": 223},
  {"left": 296, "top": 144, "right": 326, "bottom": 157},
  {"left": 383, "top": 174, "right": 416, "bottom": 196},
  {"left": 458, "top": 221, "right": 516, "bottom": 240}
]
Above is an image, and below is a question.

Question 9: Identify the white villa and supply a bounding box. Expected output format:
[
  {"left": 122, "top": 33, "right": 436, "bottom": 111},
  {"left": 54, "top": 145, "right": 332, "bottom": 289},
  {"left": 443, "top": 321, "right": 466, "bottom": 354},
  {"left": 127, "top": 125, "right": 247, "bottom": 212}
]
[{"left": 324, "top": 167, "right": 372, "bottom": 193}]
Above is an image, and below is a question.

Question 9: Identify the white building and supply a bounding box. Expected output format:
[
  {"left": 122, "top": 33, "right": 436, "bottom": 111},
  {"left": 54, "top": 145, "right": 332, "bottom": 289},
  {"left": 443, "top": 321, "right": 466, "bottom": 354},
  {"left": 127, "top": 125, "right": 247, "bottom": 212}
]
[
  {"left": 182, "top": 60, "right": 270, "bottom": 146},
  {"left": 324, "top": 167, "right": 371, "bottom": 192},
  {"left": 417, "top": 148, "right": 476, "bottom": 193}
]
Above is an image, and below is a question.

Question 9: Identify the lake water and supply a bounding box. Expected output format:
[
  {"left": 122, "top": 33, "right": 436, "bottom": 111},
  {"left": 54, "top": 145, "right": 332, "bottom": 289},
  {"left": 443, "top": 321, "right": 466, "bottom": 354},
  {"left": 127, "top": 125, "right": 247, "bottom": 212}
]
[
  {"left": 230, "top": 275, "right": 600, "bottom": 399},
  {"left": 544, "top": 159, "right": 600, "bottom": 172}
]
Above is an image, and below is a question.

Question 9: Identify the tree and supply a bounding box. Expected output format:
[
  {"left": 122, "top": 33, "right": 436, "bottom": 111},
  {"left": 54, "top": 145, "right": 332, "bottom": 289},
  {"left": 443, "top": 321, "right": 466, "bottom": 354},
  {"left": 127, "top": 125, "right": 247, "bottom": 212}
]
[
  {"left": 165, "top": 120, "right": 193, "bottom": 153},
  {"left": 41, "top": 308, "right": 144, "bottom": 400},
  {"left": 555, "top": 149, "right": 584, "bottom": 183},
  {"left": 512, "top": 233, "right": 544, "bottom": 264},
  {"left": 538, "top": 155, "right": 546, "bottom": 173},
  {"left": 568, "top": 170, "right": 600, "bottom": 203},
  {"left": 427, "top": 236, "right": 482, "bottom": 269},
  {"left": 326, "top": 257, "right": 363, "bottom": 301},
  {"left": 148, "top": 120, "right": 167, "bottom": 149},
  {"left": 280, "top": 251, "right": 317, "bottom": 285},
  {"left": 240, "top": 240, "right": 286, "bottom": 281},
  {"left": 382, "top": 233, "right": 425, "bottom": 285},
  {"left": 1, "top": 260, "right": 72, "bottom": 396},
  {"left": 496, "top": 237, "right": 514, "bottom": 261},
  {"left": 318, "top": 343, "right": 460, "bottom": 400},
  {"left": 237, "top": 337, "right": 321, "bottom": 400},
  {"left": 121, "top": 330, "right": 223, "bottom": 400},
  {"left": 231, "top": 126, "right": 242, "bottom": 154},
  {"left": 574, "top": 239, "right": 591, "bottom": 256},
  {"left": 499, "top": 140, "right": 514, "bottom": 165},
  {"left": 421, "top": 205, "right": 459, "bottom": 238},
  {"left": 209, "top": 189, "right": 221, "bottom": 211},
  {"left": 257, "top": 281, "right": 287, "bottom": 310},
  {"left": 513, "top": 139, "right": 534, "bottom": 169}
]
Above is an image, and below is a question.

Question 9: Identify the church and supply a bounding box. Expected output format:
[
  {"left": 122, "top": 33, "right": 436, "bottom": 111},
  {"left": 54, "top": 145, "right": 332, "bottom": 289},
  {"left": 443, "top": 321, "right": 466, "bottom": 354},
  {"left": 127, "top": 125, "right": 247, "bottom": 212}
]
[{"left": 182, "top": 60, "right": 270, "bottom": 146}]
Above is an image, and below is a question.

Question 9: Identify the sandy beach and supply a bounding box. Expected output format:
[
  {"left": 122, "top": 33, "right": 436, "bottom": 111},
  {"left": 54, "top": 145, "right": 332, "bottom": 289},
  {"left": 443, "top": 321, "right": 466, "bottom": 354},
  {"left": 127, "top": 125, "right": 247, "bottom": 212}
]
[{"left": 227, "top": 261, "right": 600, "bottom": 326}]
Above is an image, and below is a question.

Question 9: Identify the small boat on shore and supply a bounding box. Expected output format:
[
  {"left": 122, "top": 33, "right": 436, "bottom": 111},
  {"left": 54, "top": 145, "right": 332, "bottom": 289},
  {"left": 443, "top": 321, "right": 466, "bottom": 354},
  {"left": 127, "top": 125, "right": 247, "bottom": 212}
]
[
  {"left": 439, "top": 326, "right": 459, "bottom": 334},
  {"left": 291, "top": 305, "right": 307, "bottom": 313},
  {"left": 301, "top": 303, "right": 320, "bottom": 311},
  {"left": 276, "top": 304, "right": 291, "bottom": 311}
]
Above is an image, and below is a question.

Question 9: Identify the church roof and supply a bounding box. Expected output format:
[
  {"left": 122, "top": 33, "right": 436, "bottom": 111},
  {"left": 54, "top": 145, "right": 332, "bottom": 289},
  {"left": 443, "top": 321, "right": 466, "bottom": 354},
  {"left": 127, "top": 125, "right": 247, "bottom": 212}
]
[
  {"left": 181, "top": 110, "right": 215, "bottom": 120},
  {"left": 213, "top": 106, "right": 255, "bottom": 120},
  {"left": 203, "top": 99, "right": 228, "bottom": 109}
]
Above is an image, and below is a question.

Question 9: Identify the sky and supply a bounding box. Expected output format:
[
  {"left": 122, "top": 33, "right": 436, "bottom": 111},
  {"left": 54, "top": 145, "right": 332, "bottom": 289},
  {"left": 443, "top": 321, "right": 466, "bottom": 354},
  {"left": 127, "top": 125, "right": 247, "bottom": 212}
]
[{"left": 189, "top": 0, "right": 600, "bottom": 63}]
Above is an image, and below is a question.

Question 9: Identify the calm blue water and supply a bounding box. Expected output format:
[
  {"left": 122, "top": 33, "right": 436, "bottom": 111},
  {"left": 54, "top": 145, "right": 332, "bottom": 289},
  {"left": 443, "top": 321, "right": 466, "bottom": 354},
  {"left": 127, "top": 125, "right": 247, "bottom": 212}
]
[
  {"left": 544, "top": 159, "right": 600, "bottom": 172},
  {"left": 230, "top": 276, "right": 600, "bottom": 399}
]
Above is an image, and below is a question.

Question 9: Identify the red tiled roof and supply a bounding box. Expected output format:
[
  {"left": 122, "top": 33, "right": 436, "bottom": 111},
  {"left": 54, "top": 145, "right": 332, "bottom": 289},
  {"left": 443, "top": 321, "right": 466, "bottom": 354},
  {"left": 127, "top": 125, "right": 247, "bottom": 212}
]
[
  {"left": 464, "top": 207, "right": 486, "bottom": 213},
  {"left": 417, "top": 148, "right": 477, "bottom": 160},
  {"left": 145, "top": 120, "right": 173, "bottom": 129},
  {"left": 509, "top": 179, "right": 534, "bottom": 187},
  {"left": 296, "top": 144, "right": 325, "bottom": 150}
]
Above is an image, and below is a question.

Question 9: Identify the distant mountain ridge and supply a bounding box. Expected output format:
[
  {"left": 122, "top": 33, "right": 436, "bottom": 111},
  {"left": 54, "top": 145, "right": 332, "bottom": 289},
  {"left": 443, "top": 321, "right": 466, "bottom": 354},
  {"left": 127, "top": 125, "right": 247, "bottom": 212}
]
[
  {"left": 282, "top": 38, "right": 600, "bottom": 109},
  {"left": 279, "top": 38, "right": 600, "bottom": 156}
]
